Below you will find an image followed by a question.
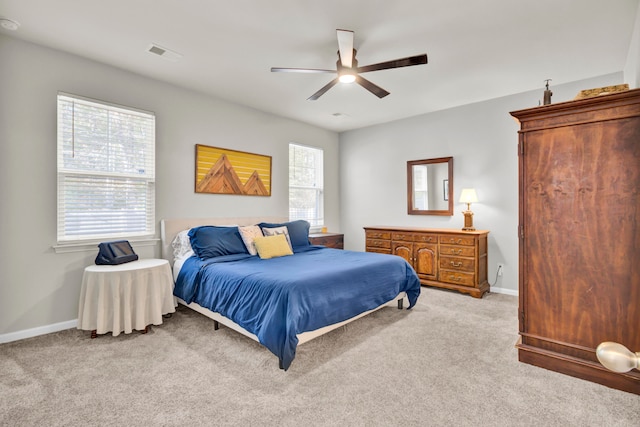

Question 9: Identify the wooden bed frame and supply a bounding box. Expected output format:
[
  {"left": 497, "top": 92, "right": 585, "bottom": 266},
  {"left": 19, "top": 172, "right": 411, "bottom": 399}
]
[{"left": 160, "top": 217, "right": 406, "bottom": 367}]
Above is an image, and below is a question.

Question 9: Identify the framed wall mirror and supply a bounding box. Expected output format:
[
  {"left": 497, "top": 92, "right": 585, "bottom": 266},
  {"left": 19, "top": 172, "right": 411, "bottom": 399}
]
[{"left": 407, "top": 156, "right": 453, "bottom": 215}]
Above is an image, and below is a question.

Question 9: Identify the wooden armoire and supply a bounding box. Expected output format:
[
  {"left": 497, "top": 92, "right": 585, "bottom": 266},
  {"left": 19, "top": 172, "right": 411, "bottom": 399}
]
[{"left": 510, "top": 89, "right": 640, "bottom": 395}]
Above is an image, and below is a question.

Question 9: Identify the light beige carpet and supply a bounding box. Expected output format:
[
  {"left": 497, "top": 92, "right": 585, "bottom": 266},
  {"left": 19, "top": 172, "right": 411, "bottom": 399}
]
[{"left": 1, "top": 287, "right": 638, "bottom": 426}]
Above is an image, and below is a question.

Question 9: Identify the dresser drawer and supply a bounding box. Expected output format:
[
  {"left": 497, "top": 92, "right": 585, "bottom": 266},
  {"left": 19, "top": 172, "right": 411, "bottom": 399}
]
[
  {"left": 439, "top": 256, "right": 475, "bottom": 272},
  {"left": 439, "top": 270, "right": 475, "bottom": 287},
  {"left": 439, "top": 235, "right": 476, "bottom": 246},
  {"left": 440, "top": 245, "right": 475, "bottom": 257},
  {"left": 366, "top": 247, "right": 392, "bottom": 254},
  {"left": 309, "top": 233, "right": 344, "bottom": 249},
  {"left": 392, "top": 232, "right": 415, "bottom": 242},
  {"left": 366, "top": 230, "right": 391, "bottom": 240},
  {"left": 414, "top": 234, "right": 437, "bottom": 243},
  {"left": 366, "top": 239, "right": 391, "bottom": 250}
]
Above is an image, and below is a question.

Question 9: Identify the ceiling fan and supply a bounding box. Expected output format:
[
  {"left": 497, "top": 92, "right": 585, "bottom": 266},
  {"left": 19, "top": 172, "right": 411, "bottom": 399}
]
[{"left": 271, "top": 29, "right": 428, "bottom": 100}]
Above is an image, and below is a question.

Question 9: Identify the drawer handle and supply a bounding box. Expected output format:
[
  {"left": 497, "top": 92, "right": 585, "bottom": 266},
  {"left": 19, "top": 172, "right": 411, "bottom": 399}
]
[
  {"left": 449, "top": 275, "right": 462, "bottom": 282},
  {"left": 450, "top": 249, "right": 462, "bottom": 254},
  {"left": 449, "top": 238, "right": 463, "bottom": 244},
  {"left": 450, "top": 261, "right": 462, "bottom": 267}
]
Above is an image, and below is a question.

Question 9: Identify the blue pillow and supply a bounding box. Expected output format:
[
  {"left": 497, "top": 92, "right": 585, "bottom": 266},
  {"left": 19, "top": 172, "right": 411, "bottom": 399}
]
[
  {"left": 188, "top": 226, "right": 249, "bottom": 260},
  {"left": 258, "top": 220, "right": 310, "bottom": 250}
]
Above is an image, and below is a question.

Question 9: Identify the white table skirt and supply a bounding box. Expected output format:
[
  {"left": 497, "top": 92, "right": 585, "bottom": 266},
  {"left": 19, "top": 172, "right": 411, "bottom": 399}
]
[{"left": 78, "top": 259, "right": 176, "bottom": 336}]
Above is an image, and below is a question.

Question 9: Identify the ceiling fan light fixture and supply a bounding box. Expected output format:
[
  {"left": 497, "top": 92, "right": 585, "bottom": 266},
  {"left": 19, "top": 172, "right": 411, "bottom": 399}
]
[
  {"left": 339, "top": 73, "right": 356, "bottom": 84},
  {"left": 271, "top": 29, "right": 427, "bottom": 100}
]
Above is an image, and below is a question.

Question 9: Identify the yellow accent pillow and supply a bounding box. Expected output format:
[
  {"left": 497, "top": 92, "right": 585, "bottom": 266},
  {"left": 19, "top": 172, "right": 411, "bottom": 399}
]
[{"left": 253, "top": 234, "right": 294, "bottom": 259}]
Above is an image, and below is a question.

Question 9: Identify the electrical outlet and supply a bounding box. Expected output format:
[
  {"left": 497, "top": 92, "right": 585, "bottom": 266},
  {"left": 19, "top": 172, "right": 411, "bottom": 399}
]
[{"left": 497, "top": 263, "right": 504, "bottom": 276}]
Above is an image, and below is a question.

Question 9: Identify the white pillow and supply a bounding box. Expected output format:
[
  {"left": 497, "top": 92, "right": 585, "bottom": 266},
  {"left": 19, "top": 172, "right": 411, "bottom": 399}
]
[
  {"left": 171, "top": 229, "right": 193, "bottom": 260},
  {"left": 173, "top": 249, "right": 195, "bottom": 282},
  {"left": 238, "top": 225, "right": 264, "bottom": 256},
  {"left": 261, "top": 226, "right": 292, "bottom": 250}
]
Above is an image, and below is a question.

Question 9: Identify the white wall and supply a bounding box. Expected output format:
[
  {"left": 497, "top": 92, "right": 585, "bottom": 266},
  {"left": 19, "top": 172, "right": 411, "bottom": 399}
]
[
  {"left": 338, "top": 72, "right": 623, "bottom": 295},
  {"left": 0, "top": 35, "right": 339, "bottom": 338},
  {"left": 0, "top": 29, "right": 632, "bottom": 339},
  {"left": 624, "top": 1, "right": 640, "bottom": 88}
]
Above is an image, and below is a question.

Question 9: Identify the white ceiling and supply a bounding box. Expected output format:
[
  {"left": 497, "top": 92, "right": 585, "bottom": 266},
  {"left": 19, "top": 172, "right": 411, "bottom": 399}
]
[{"left": 1, "top": 0, "right": 638, "bottom": 132}]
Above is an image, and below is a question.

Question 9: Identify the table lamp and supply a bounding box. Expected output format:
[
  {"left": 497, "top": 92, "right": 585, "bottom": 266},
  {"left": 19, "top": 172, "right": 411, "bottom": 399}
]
[
  {"left": 459, "top": 188, "right": 478, "bottom": 231},
  {"left": 596, "top": 342, "right": 639, "bottom": 373}
]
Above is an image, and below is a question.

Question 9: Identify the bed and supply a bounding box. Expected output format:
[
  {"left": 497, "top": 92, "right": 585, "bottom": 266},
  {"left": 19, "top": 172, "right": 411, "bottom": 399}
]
[{"left": 161, "top": 217, "right": 421, "bottom": 370}]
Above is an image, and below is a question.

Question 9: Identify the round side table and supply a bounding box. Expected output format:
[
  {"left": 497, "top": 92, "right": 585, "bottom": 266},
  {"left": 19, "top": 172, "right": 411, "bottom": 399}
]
[{"left": 77, "top": 259, "right": 176, "bottom": 337}]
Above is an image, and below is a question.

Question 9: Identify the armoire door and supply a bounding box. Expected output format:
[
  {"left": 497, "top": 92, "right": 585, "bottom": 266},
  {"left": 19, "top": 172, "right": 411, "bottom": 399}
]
[{"left": 514, "top": 89, "right": 640, "bottom": 394}]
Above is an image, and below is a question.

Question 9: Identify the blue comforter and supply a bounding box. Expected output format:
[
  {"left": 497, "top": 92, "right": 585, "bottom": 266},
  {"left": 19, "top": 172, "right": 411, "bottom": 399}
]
[{"left": 174, "top": 246, "right": 420, "bottom": 370}]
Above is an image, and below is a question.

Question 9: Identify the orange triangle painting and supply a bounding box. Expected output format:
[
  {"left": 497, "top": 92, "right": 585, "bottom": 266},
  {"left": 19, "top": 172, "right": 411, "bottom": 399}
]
[
  {"left": 195, "top": 145, "right": 271, "bottom": 196},
  {"left": 243, "top": 170, "right": 269, "bottom": 195}
]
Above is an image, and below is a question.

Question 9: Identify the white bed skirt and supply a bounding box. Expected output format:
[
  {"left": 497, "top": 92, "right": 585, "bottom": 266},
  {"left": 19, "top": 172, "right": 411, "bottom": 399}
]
[{"left": 176, "top": 292, "right": 407, "bottom": 346}]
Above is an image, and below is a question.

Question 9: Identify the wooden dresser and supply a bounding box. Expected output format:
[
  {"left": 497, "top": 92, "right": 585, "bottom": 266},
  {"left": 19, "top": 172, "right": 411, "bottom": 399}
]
[
  {"left": 511, "top": 89, "right": 640, "bottom": 395},
  {"left": 308, "top": 232, "right": 344, "bottom": 249},
  {"left": 364, "top": 227, "right": 489, "bottom": 298}
]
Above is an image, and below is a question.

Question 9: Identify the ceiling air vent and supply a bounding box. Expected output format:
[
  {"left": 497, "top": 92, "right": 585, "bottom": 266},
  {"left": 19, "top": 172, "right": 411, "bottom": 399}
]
[{"left": 147, "top": 44, "right": 182, "bottom": 62}]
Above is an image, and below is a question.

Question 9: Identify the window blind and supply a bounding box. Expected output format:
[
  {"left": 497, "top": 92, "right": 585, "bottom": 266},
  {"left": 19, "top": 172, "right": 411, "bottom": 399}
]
[
  {"left": 57, "top": 93, "right": 155, "bottom": 242},
  {"left": 289, "top": 143, "right": 324, "bottom": 227}
]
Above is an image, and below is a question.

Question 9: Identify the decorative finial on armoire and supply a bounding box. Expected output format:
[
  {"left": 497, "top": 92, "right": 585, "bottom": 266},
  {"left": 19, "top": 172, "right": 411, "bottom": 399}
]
[{"left": 543, "top": 79, "right": 553, "bottom": 105}]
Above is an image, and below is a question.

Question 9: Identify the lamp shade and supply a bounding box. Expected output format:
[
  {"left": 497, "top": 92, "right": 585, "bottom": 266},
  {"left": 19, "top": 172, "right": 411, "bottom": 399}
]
[
  {"left": 596, "top": 342, "right": 640, "bottom": 373},
  {"left": 459, "top": 188, "right": 478, "bottom": 204}
]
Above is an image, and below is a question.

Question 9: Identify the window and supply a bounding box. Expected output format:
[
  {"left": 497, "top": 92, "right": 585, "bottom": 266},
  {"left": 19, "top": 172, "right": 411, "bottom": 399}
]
[
  {"left": 57, "top": 93, "right": 155, "bottom": 243},
  {"left": 412, "top": 165, "right": 428, "bottom": 210},
  {"left": 289, "top": 143, "right": 323, "bottom": 227}
]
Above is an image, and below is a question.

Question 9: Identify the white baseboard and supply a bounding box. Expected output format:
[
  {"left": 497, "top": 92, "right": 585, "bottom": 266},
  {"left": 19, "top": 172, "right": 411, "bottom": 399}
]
[
  {"left": 0, "top": 319, "right": 78, "bottom": 344},
  {"left": 489, "top": 286, "right": 518, "bottom": 296},
  {"left": 1, "top": 288, "right": 518, "bottom": 344}
]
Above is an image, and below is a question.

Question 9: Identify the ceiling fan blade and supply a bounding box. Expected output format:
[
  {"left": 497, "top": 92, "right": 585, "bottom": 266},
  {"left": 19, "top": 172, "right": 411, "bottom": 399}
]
[
  {"left": 308, "top": 78, "right": 339, "bottom": 101},
  {"left": 357, "top": 54, "right": 428, "bottom": 73},
  {"left": 356, "top": 75, "right": 390, "bottom": 98},
  {"left": 336, "top": 29, "right": 354, "bottom": 68},
  {"left": 271, "top": 67, "right": 335, "bottom": 73}
]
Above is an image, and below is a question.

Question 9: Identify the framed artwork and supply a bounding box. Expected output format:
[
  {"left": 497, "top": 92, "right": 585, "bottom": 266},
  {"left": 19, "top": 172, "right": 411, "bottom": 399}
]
[
  {"left": 195, "top": 144, "right": 272, "bottom": 196},
  {"left": 443, "top": 179, "right": 449, "bottom": 201}
]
